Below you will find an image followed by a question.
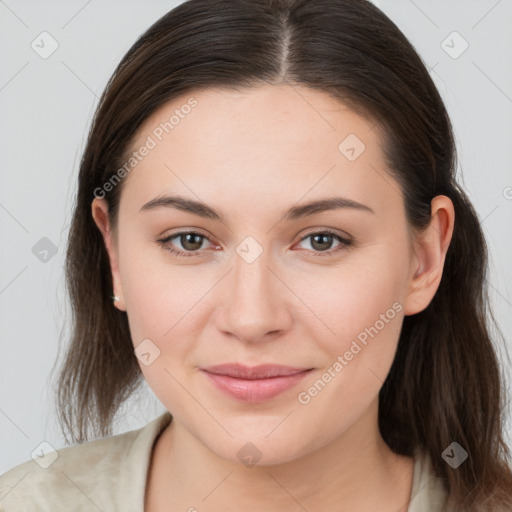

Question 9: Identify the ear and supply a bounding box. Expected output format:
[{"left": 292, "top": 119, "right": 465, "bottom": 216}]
[
  {"left": 404, "top": 195, "right": 455, "bottom": 316},
  {"left": 91, "top": 197, "right": 126, "bottom": 311}
]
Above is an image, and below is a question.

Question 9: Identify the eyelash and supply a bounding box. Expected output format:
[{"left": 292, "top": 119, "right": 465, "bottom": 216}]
[{"left": 157, "top": 229, "right": 353, "bottom": 259}]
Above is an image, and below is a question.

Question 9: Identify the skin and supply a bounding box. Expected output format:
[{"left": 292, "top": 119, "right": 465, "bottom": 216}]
[{"left": 92, "top": 84, "right": 454, "bottom": 512}]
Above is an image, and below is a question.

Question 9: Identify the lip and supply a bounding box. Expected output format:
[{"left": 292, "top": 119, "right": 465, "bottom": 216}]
[{"left": 200, "top": 364, "right": 313, "bottom": 403}]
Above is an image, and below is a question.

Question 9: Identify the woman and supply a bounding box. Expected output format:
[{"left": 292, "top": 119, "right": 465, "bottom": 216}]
[{"left": 1, "top": 0, "right": 511, "bottom": 511}]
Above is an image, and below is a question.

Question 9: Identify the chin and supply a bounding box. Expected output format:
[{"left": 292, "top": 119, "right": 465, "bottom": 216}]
[{"left": 198, "top": 425, "right": 317, "bottom": 468}]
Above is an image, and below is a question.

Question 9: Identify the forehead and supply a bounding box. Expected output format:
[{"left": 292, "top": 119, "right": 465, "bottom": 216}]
[{"left": 118, "top": 84, "right": 400, "bottom": 220}]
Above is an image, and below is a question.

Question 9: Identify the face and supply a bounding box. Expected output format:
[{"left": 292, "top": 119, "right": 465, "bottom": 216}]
[{"left": 92, "top": 84, "right": 435, "bottom": 465}]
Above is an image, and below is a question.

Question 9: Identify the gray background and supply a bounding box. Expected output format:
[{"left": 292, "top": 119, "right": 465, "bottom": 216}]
[{"left": 1, "top": 0, "right": 511, "bottom": 473}]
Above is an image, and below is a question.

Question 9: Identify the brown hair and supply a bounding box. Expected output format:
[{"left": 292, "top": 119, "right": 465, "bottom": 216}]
[{"left": 55, "top": 0, "right": 512, "bottom": 509}]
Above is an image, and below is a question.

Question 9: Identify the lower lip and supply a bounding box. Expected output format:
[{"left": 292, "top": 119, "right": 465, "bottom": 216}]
[{"left": 201, "top": 369, "right": 313, "bottom": 403}]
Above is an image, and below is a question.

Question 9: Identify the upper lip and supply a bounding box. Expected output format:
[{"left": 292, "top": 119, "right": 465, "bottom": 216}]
[{"left": 201, "top": 363, "right": 312, "bottom": 380}]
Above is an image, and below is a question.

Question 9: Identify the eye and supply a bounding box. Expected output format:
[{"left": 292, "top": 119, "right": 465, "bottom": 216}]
[
  {"left": 157, "top": 229, "right": 353, "bottom": 259},
  {"left": 157, "top": 231, "right": 214, "bottom": 258},
  {"left": 294, "top": 229, "right": 353, "bottom": 258}
]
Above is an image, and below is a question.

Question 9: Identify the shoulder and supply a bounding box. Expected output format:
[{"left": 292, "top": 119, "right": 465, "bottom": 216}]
[
  {"left": 0, "top": 434, "right": 131, "bottom": 511},
  {"left": 0, "top": 411, "right": 172, "bottom": 512}
]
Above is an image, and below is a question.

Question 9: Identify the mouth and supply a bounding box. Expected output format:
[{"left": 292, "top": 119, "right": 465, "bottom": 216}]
[{"left": 200, "top": 363, "right": 314, "bottom": 403}]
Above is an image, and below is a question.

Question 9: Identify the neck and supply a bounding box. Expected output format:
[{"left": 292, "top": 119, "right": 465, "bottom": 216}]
[{"left": 145, "top": 400, "right": 414, "bottom": 512}]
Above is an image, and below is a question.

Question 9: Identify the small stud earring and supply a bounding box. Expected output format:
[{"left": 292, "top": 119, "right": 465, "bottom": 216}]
[{"left": 112, "top": 295, "right": 120, "bottom": 302}]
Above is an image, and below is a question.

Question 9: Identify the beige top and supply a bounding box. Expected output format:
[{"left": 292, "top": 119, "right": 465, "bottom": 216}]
[{"left": 0, "top": 412, "right": 449, "bottom": 511}]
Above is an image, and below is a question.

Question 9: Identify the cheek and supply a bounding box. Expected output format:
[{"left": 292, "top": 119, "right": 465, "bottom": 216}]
[
  {"left": 120, "top": 254, "right": 201, "bottom": 411},
  {"left": 118, "top": 231, "right": 206, "bottom": 339},
  {"left": 304, "top": 247, "right": 407, "bottom": 354},
  {"left": 118, "top": 240, "right": 221, "bottom": 407},
  {"left": 293, "top": 247, "right": 407, "bottom": 413}
]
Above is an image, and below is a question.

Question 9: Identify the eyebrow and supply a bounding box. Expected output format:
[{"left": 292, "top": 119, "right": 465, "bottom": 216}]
[{"left": 139, "top": 194, "right": 375, "bottom": 222}]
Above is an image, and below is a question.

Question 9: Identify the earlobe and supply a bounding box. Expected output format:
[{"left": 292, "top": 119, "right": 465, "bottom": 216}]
[
  {"left": 404, "top": 195, "right": 455, "bottom": 316},
  {"left": 91, "top": 198, "right": 126, "bottom": 311}
]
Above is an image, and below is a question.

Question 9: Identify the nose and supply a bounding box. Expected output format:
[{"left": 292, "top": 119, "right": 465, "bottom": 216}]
[{"left": 217, "top": 248, "right": 293, "bottom": 345}]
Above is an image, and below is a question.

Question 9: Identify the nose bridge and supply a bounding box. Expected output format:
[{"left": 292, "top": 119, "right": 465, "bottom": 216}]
[
  {"left": 233, "top": 244, "right": 271, "bottom": 298},
  {"left": 220, "top": 238, "right": 290, "bottom": 343}
]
